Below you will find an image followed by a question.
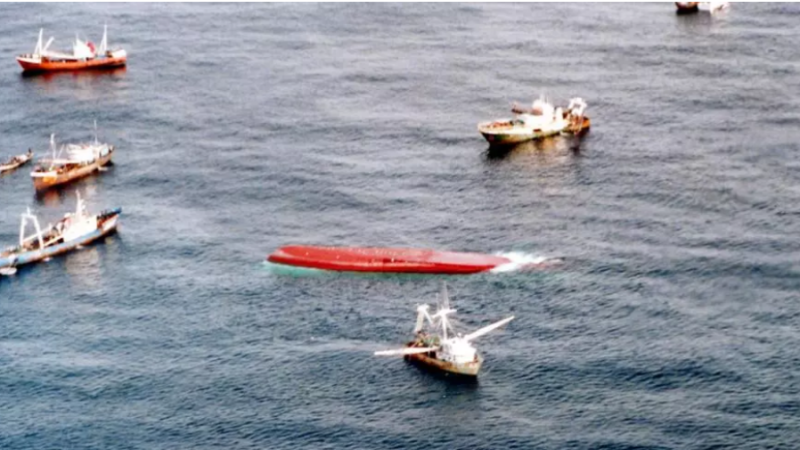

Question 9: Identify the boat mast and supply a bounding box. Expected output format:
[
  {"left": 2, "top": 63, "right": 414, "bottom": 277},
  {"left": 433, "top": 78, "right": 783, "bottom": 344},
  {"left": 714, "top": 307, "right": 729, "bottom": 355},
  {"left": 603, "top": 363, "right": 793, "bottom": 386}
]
[
  {"left": 441, "top": 312, "right": 449, "bottom": 341},
  {"left": 49, "top": 133, "right": 59, "bottom": 164},
  {"left": 438, "top": 282, "right": 455, "bottom": 341},
  {"left": 34, "top": 29, "right": 43, "bottom": 56},
  {"left": 98, "top": 24, "right": 108, "bottom": 55},
  {"left": 75, "top": 191, "right": 87, "bottom": 217},
  {"left": 414, "top": 305, "right": 429, "bottom": 333},
  {"left": 18, "top": 213, "right": 25, "bottom": 246}
]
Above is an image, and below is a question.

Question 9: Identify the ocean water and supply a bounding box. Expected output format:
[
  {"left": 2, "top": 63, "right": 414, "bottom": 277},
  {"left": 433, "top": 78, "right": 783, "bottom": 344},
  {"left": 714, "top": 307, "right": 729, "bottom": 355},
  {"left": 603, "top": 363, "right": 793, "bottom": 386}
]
[{"left": 1, "top": 3, "right": 799, "bottom": 449}]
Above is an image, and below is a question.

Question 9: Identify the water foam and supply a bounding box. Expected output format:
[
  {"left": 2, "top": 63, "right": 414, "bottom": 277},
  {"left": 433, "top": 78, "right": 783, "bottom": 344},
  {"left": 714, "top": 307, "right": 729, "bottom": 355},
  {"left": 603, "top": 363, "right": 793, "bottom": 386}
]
[{"left": 490, "top": 251, "right": 562, "bottom": 273}]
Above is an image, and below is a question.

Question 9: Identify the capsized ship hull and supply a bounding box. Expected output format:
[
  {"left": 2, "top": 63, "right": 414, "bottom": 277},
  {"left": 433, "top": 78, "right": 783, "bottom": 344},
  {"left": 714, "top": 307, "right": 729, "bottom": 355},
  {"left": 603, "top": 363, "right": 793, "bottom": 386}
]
[{"left": 267, "top": 245, "right": 513, "bottom": 274}]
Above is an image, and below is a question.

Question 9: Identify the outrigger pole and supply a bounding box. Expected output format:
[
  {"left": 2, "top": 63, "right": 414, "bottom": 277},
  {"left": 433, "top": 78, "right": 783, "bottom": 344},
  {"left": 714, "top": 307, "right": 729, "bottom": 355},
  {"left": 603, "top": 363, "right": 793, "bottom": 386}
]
[{"left": 20, "top": 208, "right": 45, "bottom": 250}]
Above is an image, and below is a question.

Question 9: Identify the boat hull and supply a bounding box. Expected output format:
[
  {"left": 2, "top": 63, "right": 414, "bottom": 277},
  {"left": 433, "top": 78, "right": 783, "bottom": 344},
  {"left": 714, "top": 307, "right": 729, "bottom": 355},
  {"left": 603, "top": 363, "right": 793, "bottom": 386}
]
[
  {"left": 479, "top": 127, "right": 561, "bottom": 145},
  {"left": 31, "top": 149, "right": 114, "bottom": 191},
  {"left": 0, "top": 210, "right": 120, "bottom": 270},
  {"left": 405, "top": 352, "right": 483, "bottom": 377},
  {"left": 675, "top": 2, "right": 699, "bottom": 13},
  {"left": 16, "top": 55, "right": 127, "bottom": 73},
  {"left": 0, "top": 154, "right": 33, "bottom": 174},
  {"left": 478, "top": 116, "right": 591, "bottom": 146},
  {"left": 267, "top": 245, "right": 512, "bottom": 274},
  {"left": 676, "top": 2, "right": 727, "bottom": 13}
]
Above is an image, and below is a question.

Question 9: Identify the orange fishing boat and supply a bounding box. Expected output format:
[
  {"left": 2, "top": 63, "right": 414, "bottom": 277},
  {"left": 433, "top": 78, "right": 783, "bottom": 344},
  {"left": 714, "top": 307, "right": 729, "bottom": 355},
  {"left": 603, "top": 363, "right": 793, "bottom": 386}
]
[{"left": 16, "top": 26, "right": 127, "bottom": 73}]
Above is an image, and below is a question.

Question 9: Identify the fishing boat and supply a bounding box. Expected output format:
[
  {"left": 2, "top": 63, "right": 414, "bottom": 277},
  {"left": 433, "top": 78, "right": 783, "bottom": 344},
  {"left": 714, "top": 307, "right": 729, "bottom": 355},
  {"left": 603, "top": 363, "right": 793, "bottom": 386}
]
[
  {"left": 31, "top": 129, "right": 114, "bottom": 191},
  {"left": 0, "top": 150, "right": 34, "bottom": 174},
  {"left": 268, "top": 245, "right": 527, "bottom": 274},
  {"left": 16, "top": 26, "right": 127, "bottom": 73},
  {"left": 0, "top": 194, "right": 121, "bottom": 276},
  {"left": 478, "top": 96, "right": 590, "bottom": 146},
  {"left": 375, "top": 283, "right": 514, "bottom": 377},
  {"left": 675, "top": 2, "right": 729, "bottom": 14}
]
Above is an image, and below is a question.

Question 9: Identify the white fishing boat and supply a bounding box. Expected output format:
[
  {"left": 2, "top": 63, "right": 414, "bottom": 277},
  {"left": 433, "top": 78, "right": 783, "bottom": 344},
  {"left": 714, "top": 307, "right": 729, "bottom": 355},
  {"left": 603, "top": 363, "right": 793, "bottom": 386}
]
[
  {"left": 0, "top": 193, "right": 121, "bottom": 276},
  {"left": 374, "top": 283, "right": 514, "bottom": 377},
  {"left": 478, "top": 96, "right": 590, "bottom": 146}
]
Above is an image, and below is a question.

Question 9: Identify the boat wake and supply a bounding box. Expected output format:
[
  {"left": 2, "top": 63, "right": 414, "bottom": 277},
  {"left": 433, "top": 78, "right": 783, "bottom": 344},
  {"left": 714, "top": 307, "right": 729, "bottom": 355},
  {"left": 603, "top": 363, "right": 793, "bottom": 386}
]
[{"left": 490, "top": 251, "right": 564, "bottom": 273}]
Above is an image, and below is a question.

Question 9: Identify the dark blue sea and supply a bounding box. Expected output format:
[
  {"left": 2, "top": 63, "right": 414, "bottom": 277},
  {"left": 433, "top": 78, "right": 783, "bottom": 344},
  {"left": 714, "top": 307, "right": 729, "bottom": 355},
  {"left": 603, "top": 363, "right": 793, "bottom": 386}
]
[{"left": 1, "top": 3, "right": 799, "bottom": 449}]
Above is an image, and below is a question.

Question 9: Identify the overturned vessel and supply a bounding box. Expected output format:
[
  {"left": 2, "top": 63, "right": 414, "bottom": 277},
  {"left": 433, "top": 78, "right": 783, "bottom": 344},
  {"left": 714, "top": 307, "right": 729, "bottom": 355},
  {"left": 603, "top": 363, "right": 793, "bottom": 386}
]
[
  {"left": 0, "top": 194, "right": 121, "bottom": 276},
  {"left": 16, "top": 26, "right": 127, "bottom": 73},
  {"left": 375, "top": 283, "right": 514, "bottom": 377},
  {"left": 478, "top": 96, "right": 589, "bottom": 146},
  {"left": 268, "top": 245, "right": 515, "bottom": 274}
]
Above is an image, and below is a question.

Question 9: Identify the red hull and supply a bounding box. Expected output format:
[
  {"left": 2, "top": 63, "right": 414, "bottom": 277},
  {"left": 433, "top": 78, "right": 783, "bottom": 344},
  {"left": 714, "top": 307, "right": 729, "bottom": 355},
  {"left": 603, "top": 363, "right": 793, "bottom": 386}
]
[
  {"left": 17, "top": 55, "right": 126, "bottom": 73},
  {"left": 267, "top": 245, "right": 512, "bottom": 274}
]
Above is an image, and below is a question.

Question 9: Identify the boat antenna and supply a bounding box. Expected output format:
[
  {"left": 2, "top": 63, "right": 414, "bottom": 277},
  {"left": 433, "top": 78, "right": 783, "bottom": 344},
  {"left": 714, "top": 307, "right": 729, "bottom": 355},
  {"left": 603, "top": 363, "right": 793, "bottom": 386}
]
[{"left": 93, "top": 120, "right": 98, "bottom": 145}]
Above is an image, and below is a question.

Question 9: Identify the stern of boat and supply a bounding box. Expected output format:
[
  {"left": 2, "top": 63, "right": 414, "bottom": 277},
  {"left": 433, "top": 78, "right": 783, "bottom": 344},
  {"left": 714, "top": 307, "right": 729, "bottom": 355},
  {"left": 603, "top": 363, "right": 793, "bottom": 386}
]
[
  {"left": 99, "top": 208, "right": 122, "bottom": 233},
  {"left": 31, "top": 171, "right": 60, "bottom": 190},
  {"left": 100, "top": 50, "right": 127, "bottom": 68},
  {"left": 675, "top": 2, "right": 700, "bottom": 13},
  {"left": 405, "top": 352, "right": 483, "bottom": 377},
  {"left": 563, "top": 116, "right": 591, "bottom": 136}
]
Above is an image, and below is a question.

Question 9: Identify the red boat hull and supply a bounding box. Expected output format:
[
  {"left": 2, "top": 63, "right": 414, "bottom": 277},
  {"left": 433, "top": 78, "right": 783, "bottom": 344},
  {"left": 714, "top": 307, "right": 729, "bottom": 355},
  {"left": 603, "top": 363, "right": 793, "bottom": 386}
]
[
  {"left": 17, "top": 55, "right": 127, "bottom": 73},
  {"left": 267, "top": 245, "right": 512, "bottom": 274}
]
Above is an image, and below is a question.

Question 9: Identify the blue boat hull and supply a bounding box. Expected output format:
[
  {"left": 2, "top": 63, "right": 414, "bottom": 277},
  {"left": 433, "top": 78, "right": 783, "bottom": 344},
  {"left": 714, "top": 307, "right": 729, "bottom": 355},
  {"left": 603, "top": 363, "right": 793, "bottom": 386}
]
[{"left": 0, "top": 210, "right": 121, "bottom": 270}]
